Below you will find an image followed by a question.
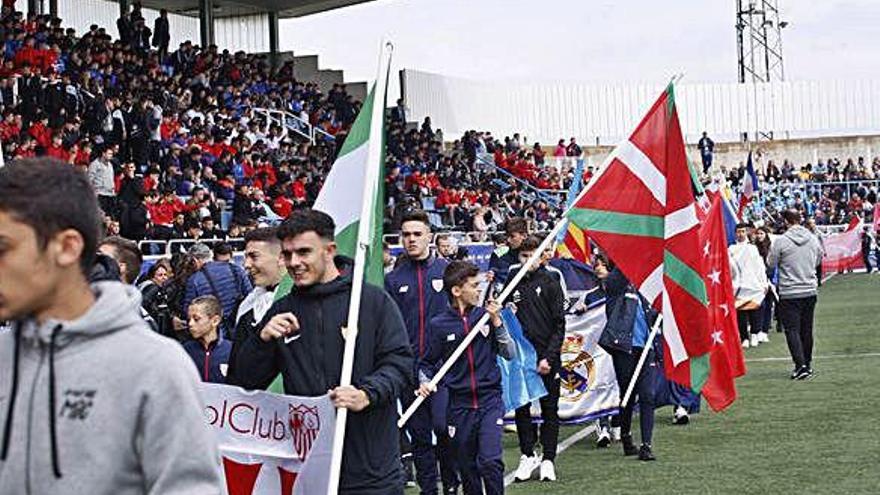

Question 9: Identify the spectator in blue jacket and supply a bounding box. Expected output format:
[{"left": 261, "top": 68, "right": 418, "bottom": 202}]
[
  {"left": 419, "top": 261, "right": 516, "bottom": 495},
  {"left": 182, "top": 243, "right": 252, "bottom": 326},
  {"left": 385, "top": 210, "right": 456, "bottom": 494},
  {"left": 183, "top": 295, "right": 231, "bottom": 383},
  {"left": 595, "top": 255, "right": 659, "bottom": 462}
]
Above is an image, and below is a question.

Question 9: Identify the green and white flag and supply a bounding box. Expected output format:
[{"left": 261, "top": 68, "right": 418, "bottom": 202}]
[
  {"left": 313, "top": 83, "right": 385, "bottom": 286},
  {"left": 268, "top": 83, "right": 386, "bottom": 394}
]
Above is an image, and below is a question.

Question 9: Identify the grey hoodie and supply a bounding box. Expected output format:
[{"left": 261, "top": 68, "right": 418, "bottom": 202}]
[
  {"left": 767, "top": 225, "right": 824, "bottom": 299},
  {"left": 0, "top": 281, "right": 222, "bottom": 494}
]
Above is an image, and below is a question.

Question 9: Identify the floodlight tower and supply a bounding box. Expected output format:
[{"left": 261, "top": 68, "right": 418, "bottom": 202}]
[{"left": 736, "top": 0, "right": 787, "bottom": 140}]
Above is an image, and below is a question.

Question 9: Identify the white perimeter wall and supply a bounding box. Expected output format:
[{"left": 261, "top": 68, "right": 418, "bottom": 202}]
[
  {"left": 58, "top": 0, "right": 269, "bottom": 53},
  {"left": 402, "top": 69, "right": 880, "bottom": 145}
]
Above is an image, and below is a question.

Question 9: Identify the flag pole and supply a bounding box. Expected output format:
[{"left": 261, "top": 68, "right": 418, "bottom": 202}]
[
  {"left": 399, "top": 131, "right": 623, "bottom": 428},
  {"left": 398, "top": 219, "right": 568, "bottom": 428},
  {"left": 326, "top": 39, "right": 393, "bottom": 495},
  {"left": 400, "top": 78, "right": 689, "bottom": 427},
  {"left": 619, "top": 315, "right": 662, "bottom": 409}
]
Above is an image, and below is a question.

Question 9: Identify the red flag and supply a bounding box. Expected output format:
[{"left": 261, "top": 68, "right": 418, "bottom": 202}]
[
  {"left": 566, "top": 84, "right": 712, "bottom": 390},
  {"left": 821, "top": 217, "right": 865, "bottom": 272},
  {"left": 667, "top": 196, "right": 745, "bottom": 410},
  {"left": 701, "top": 196, "right": 746, "bottom": 409}
]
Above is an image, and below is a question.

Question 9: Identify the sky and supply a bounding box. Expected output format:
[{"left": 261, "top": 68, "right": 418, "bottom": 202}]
[{"left": 279, "top": 0, "right": 880, "bottom": 96}]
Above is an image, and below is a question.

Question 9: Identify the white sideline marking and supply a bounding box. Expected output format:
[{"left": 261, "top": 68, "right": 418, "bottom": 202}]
[
  {"left": 747, "top": 352, "right": 880, "bottom": 363},
  {"left": 503, "top": 424, "right": 597, "bottom": 487}
]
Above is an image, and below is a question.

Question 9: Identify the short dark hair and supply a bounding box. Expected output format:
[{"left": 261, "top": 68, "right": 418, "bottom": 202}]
[
  {"left": 735, "top": 222, "right": 752, "bottom": 230},
  {"left": 505, "top": 217, "right": 529, "bottom": 236},
  {"left": 213, "top": 242, "right": 233, "bottom": 257},
  {"left": 400, "top": 209, "right": 431, "bottom": 229},
  {"left": 244, "top": 227, "right": 279, "bottom": 245},
  {"left": 277, "top": 209, "right": 335, "bottom": 241},
  {"left": 519, "top": 235, "right": 541, "bottom": 252},
  {"left": 190, "top": 295, "right": 222, "bottom": 318},
  {"left": 443, "top": 261, "right": 480, "bottom": 301},
  {"left": 0, "top": 158, "right": 102, "bottom": 275},
  {"left": 782, "top": 209, "right": 802, "bottom": 226},
  {"left": 100, "top": 236, "right": 142, "bottom": 284}
]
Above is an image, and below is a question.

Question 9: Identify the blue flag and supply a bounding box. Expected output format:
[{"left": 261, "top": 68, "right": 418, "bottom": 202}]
[
  {"left": 497, "top": 308, "right": 547, "bottom": 413},
  {"left": 555, "top": 159, "right": 587, "bottom": 246}
]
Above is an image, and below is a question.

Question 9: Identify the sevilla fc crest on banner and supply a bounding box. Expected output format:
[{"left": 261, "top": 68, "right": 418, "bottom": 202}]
[{"left": 201, "top": 383, "right": 336, "bottom": 495}]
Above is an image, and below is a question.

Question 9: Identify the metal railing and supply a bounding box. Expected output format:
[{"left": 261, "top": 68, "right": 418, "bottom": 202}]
[
  {"left": 767, "top": 179, "right": 880, "bottom": 200},
  {"left": 474, "top": 154, "right": 563, "bottom": 207},
  {"left": 137, "top": 237, "right": 245, "bottom": 256},
  {"left": 252, "top": 107, "right": 336, "bottom": 145}
]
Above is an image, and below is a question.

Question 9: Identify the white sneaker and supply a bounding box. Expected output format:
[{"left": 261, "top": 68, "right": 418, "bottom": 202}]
[
  {"left": 750, "top": 334, "right": 760, "bottom": 347},
  {"left": 514, "top": 454, "right": 539, "bottom": 482},
  {"left": 672, "top": 405, "right": 690, "bottom": 425},
  {"left": 610, "top": 426, "right": 622, "bottom": 442},
  {"left": 757, "top": 332, "right": 770, "bottom": 343},
  {"left": 742, "top": 339, "right": 750, "bottom": 349},
  {"left": 539, "top": 459, "right": 556, "bottom": 482},
  {"left": 596, "top": 425, "right": 611, "bottom": 448}
]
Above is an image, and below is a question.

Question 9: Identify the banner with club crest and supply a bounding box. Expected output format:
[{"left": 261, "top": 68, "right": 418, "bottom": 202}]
[
  {"left": 505, "top": 287, "right": 620, "bottom": 424},
  {"left": 200, "top": 383, "right": 336, "bottom": 495}
]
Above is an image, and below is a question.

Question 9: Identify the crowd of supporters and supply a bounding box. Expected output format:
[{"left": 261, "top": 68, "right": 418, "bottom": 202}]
[
  {"left": 2, "top": 5, "right": 878, "bottom": 253},
  {"left": 720, "top": 155, "right": 880, "bottom": 227}
]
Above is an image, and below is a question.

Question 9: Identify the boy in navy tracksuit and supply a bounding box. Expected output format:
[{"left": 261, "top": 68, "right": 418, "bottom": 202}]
[
  {"left": 418, "top": 261, "right": 516, "bottom": 495},
  {"left": 385, "top": 210, "right": 456, "bottom": 494},
  {"left": 183, "top": 295, "right": 232, "bottom": 383}
]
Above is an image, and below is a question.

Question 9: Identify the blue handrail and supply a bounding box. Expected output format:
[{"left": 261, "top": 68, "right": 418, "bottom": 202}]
[{"left": 474, "top": 154, "right": 562, "bottom": 207}]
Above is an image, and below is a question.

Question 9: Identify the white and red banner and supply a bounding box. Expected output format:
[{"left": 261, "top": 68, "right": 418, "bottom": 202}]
[
  {"left": 821, "top": 219, "right": 865, "bottom": 272},
  {"left": 201, "top": 384, "right": 336, "bottom": 495}
]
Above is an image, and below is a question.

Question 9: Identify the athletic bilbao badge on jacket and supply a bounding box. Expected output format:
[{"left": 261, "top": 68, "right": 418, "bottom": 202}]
[{"left": 432, "top": 279, "right": 444, "bottom": 292}]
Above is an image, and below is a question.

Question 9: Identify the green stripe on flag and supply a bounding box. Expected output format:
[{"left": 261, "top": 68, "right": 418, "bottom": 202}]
[
  {"left": 663, "top": 250, "right": 708, "bottom": 305},
  {"left": 689, "top": 353, "right": 710, "bottom": 392},
  {"left": 336, "top": 85, "right": 374, "bottom": 156},
  {"left": 567, "top": 208, "right": 664, "bottom": 238}
]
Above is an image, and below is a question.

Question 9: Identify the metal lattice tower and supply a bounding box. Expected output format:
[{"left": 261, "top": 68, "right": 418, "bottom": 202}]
[
  {"left": 736, "top": 0, "right": 786, "bottom": 84},
  {"left": 736, "top": 0, "right": 787, "bottom": 141}
]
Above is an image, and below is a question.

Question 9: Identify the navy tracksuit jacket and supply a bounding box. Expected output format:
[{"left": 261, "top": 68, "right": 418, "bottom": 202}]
[
  {"left": 421, "top": 306, "right": 515, "bottom": 495},
  {"left": 385, "top": 255, "right": 455, "bottom": 493},
  {"left": 183, "top": 337, "right": 232, "bottom": 383}
]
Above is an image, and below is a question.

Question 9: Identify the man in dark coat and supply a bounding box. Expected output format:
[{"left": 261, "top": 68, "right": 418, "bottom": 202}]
[
  {"left": 227, "top": 209, "right": 413, "bottom": 495},
  {"left": 153, "top": 10, "right": 171, "bottom": 59}
]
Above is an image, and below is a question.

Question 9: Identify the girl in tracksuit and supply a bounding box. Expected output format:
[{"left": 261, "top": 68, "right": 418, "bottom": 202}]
[
  {"left": 595, "top": 256, "right": 659, "bottom": 461},
  {"left": 418, "top": 261, "right": 516, "bottom": 495}
]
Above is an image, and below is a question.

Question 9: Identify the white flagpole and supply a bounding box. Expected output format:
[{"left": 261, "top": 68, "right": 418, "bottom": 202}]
[
  {"left": 326, "top": 39, "right": 393, "bottom": 495},
  {"left": 398, "top": 138, "right": 621, "bottom": 428},
  {"left": 619, "top": 315, "right": 662, "bottom": 409}
]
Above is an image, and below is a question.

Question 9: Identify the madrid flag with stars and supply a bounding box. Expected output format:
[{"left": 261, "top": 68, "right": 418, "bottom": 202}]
[
  {"left": 690, "top": 195, "right": 747, "bottom": 411},
  {"left": 566, "top": 83, "right": 713, "bottom": 390}
]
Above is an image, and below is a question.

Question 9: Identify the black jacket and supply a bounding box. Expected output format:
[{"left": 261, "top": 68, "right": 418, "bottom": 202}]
[
  {"left": 227, "top": 264, "right": 413, "bottom": 495},
  {"left": 507, "top": 266, "right": 566, "bottom": 370},
  {"left": 598, "top": 268, "right": 658, "bottom": 355}
]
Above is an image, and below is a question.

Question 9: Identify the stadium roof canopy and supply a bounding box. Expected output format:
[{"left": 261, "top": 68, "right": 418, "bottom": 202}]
[{"left": 138, "top": 0, "right": 375, "bottom": 18}]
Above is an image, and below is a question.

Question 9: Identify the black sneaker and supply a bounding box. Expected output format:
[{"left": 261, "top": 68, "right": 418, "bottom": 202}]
[
  {"left": 638, "top": 444, "right": 656, "bottom": 461},
  {"left": 790, "top": 367, "right": 801, "bottom": 380},
  {"left": 794, "top": 366, "right": 813, "bottom": 380},
  {"left": 402, "top": 454, "right": 415, "bottom": 488},
  {"left": 622, "top": 434, "right": 638, "bottom": 456},
  {"left": 443, "top": 485, "right": 460, "bottom": 495}
]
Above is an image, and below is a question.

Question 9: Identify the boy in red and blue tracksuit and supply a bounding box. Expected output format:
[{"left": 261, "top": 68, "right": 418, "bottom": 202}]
[
  {"left": 418, "top": 261, "right": 516, "bottom": 495},
  {"left": 385, "top": 211, "right": 456, "bottom": 494}
]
